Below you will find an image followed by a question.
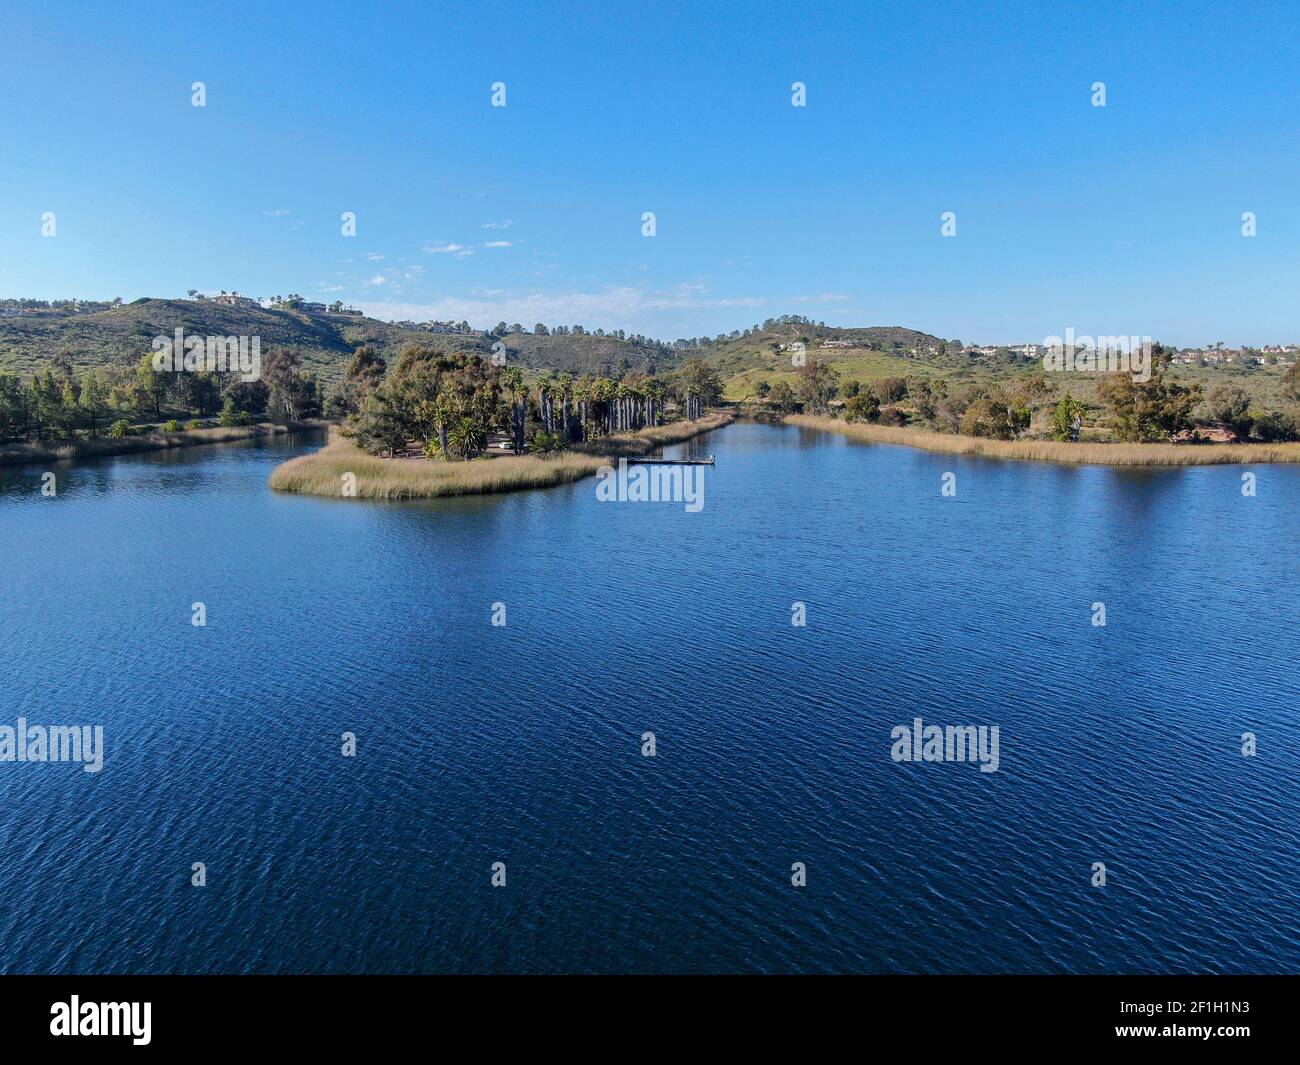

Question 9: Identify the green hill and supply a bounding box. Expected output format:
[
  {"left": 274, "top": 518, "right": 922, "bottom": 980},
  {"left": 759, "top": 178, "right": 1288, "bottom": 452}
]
[
  {"left": 0, "top": 299, "right": 439, "bottom": 387},
  {"left": 0, "top": 298, "right": 685, "bottom": 387},
  {"left": 0, "top": 299, "right": 968, "bottom": 394}
]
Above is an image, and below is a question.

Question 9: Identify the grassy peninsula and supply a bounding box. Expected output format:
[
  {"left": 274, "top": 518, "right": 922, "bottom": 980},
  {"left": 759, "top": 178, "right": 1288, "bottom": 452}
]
[{"left": 269, "top": 411, "right": 734, "bottom": 500}]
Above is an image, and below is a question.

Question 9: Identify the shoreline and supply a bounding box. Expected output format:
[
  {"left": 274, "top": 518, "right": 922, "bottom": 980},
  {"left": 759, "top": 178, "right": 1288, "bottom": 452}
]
[
  {"left": 268, "top": 411, "right": 735, "bottom": 500},
  {"left": 0, "top": 420, "right": 331, "bottom": 469},
  {"left": 786, "top": 414, "right": 1300, "bottom": 467}
]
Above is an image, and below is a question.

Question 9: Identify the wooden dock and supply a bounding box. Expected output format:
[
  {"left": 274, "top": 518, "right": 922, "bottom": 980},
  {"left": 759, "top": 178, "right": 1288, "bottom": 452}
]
[{"left": 627, "top": 455, "right": 715, "bottom": 466}]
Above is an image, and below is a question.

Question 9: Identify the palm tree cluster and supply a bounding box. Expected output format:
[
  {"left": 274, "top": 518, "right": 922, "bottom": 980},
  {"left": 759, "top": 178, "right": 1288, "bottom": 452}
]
[{"left": 347, "top": 347, "right": 722, "bottom": 461}]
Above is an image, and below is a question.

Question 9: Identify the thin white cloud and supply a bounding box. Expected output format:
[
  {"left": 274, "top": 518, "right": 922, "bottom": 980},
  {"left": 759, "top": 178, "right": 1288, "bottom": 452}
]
[
  {"left": 354, "top": 284, "right": 769, "bottom": 331},
  {"left": 365, "top": 275, "right": 387, "bottom": 287},
  {"left": 365, "top": 252, "right": 385, "bottom": 261},
  {"left": 422, "top": 242, "right": 473, "bottom": 257},
  {"left": 263, "top": 209, "right": 291, "bottom": 217},
  {"left": 483, "top": 240, "right": 512, "bottom": 248},
  {"left": 481, "top": 219, "right": 513, "bottom": 229},
  {"left": 788, "top": 293, "right": 852, "bottom": 304}
]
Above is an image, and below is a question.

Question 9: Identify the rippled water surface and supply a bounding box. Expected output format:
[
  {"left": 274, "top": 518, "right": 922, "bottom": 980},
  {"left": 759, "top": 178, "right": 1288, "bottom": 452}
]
[{"left": 0, "top": 422, "right": 1296, "bottom": 973}]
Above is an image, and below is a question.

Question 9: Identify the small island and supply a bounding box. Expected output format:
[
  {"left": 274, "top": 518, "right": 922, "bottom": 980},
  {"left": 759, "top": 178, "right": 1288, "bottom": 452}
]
[{"left": 269, "top": 345, "right": 733, "bottom": 499}]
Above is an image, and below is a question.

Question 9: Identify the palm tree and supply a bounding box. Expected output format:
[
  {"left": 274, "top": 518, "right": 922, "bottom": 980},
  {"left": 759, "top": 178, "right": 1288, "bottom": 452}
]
[
  {"left": 447, "top": 416, "right": 485, "bottom": 460},
  {"left": 501, "top": 367, "right": 526, "bottom": 451},
  {"left": 536, "top": 373, "right": 556, "bottom": 434},
  {"left": 558, "top": 374, "right": 574, "bottom": 441}
]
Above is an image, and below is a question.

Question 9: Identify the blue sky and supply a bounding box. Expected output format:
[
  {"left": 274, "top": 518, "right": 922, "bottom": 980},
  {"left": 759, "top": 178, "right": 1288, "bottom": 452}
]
[{"left": 3, "top": 0, "right": 1299, "bottom": 344}]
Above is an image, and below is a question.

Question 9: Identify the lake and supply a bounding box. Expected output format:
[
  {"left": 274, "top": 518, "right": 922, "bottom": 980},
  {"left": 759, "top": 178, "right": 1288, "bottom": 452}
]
[{"left": 0, "top": 421, "right": 1296, "bottom": 973}]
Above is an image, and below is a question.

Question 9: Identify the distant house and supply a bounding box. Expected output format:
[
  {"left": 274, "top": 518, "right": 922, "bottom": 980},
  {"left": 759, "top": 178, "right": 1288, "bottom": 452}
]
[
  {"left": 213, "top": 292, "right": 260, "bottom": 308},
  {"left": 301, "top": 302, "right": 327, "bottom": 314},
  {"left": 819, "top": 339, "right": 852, "bottom": 348}
]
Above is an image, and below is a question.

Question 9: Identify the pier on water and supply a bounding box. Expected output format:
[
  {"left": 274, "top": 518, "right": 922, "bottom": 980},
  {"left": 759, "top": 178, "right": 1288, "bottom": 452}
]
[{"left": 626, "top": 455, "right": 715, "bottom": 466}]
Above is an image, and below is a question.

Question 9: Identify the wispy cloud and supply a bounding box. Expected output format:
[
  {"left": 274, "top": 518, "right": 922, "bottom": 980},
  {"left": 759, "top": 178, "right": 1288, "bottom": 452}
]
[
  {"left": 483, "top": 240, "right": 512, "bottom": 248},
  {"left": 789, "top": 293, "right": 852, "bottom": 304},
  {"left": 364, "top": 252, "right": 385, "bottom": 261},
  {"left": 481, "top": 219, "right": 513, "bottom": 229},
  {"left": 263, "top": 209, "right": 291, "bottom": 217},
  {"left": 422, "top": 241, "right": 473, "bottom": 257},
  {"left": 355, "top": 283, "right": 776, "bottom": 332}
]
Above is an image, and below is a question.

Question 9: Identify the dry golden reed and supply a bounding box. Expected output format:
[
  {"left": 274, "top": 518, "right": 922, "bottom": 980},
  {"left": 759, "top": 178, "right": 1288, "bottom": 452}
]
[{"left": 787, "top": 414, "right": 1300, "bottom": 466}]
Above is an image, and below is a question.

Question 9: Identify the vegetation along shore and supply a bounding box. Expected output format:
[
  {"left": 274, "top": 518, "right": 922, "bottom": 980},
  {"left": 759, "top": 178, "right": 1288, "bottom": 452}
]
[
  {"left": 270, "top": 412, "right": 734, "bottom": 500},
  {"left": 269, "top": 340, "right": 734, "bottom": 499},
  {"left": 6, "top": 299, "right": 1300, "bottom": 474},
  {"left": 0, "top": 419, "right": 329, "bottom": 468},
  {"left": 788, "top": 415, "right": 1300, "bottom": 466}
]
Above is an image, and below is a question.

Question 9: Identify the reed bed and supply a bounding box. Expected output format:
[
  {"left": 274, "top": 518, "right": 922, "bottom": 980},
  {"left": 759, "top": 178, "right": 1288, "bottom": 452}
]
[
  {"left": 269, "top": 411, "right": 735, "bottom": 500},
  {"left": 786, "top": 414, "right": 1300, "bottom": 466}
]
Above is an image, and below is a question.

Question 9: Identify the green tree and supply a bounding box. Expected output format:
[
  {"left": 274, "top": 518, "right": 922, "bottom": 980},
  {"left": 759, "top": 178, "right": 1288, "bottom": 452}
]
[
  {"left": 1097, "top": 347, "right": 1200, "bottom": 442},
  {"left": 767, "top": 380, "right": 797, "bottom": 413},
  {"left": 1206, "top": 384, "right": 1252, "bottom": 437},
  {"left": 1050, "top": 395, "right": 1086, "bottom": 442},
  {"left": 77, "top": 371, "right": 106, "bottom": 437},
  {"left": 794, "top": 357, "right": 840, "bottom": 414},
  {"left": 135, "top": 354, "right": 166, "bottom": 420},
  {"left": 1282, "top": 360, "right": 1300, "bottom": 404},
  {"left": 218, "top": 396, "right": 248, "bottom": 427},
  {"left": 843, "top": 393, "right": 880, "bottom": 422},
  {"left": 960, "top": 397, "right": 1028, "bottom": 439}
]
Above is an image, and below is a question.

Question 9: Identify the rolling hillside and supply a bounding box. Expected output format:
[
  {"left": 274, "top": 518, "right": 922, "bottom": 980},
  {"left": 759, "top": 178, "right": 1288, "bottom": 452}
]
[
  {"left": 0, "top": 298, "right": 683, "bottom": 387},
  {"left": 1, "top": 299, "right": 962, "bottom": 393}
]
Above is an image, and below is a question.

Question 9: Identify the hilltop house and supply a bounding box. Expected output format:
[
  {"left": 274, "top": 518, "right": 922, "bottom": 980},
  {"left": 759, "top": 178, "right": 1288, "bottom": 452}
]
[{"left": 213, "top": 292, "right": 260, "bottom": 308}]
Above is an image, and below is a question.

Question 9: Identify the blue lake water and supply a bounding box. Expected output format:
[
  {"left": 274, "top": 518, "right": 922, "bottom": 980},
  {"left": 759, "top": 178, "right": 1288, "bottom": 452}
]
[{"left": 0, "top": 421, "right": 1296, "bottom": 973}]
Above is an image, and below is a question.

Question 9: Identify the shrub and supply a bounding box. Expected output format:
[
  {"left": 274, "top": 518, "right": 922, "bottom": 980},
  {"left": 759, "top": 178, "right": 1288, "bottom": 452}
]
[
  {"left": 219, "top": 398, "right": 251, "bottom": 427},
  {"left": 874, "top": 377, "right": 909, "bottom": 404},
  {"left": 186, "top": 419, "right": 203, "bottom": 430},
  {"left": 843, "top": 393, "right": 880, "bottom": 423},
  {"left": 960, "top": 398, "right": 1030, "bottom": 440},
  {"left": 767, "top": 380, "right": 798, "bottom": 413},
  {"left": 529, "top": 430, "right": 566, "bottom": 454},
  {"left": 1207, "top": 384, "right": 1252, "bottom": 437},
  {"left": 163, "top": 419, "right": 181, "bottom": 432},
  {"left": 1248, "top": 409, "right": 1300, "bottom": 443}
]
